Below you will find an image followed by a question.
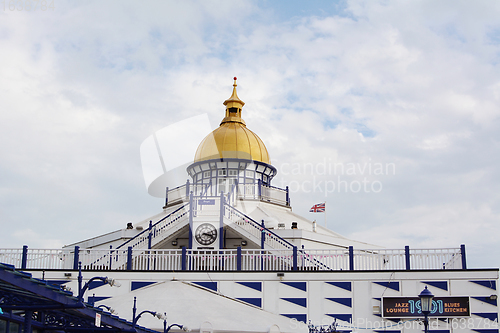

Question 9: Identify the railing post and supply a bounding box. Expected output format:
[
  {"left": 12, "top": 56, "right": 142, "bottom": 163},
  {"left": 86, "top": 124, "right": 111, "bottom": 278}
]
[
  {"left": 349, "top": 246, "right": 354, "bottom": 271},
  {"left": 165, "top": 186, "right": 169, "bottom": 207},
  {"left": 148, "top": 221, "right": 152, "bottom": 249},
  {"left": 181, "top": 247, "right": 187, "bottom": 271},
  {"left": 73, "top": 246, "right": 80, "bottom": 270},
  {"left": 237, "top": 247, "right": 242, "bottom": 271},
  {"left": 405, "top": 245, "right": 411, "bottom": 270},
  {"left": 258, "top": 179, "right": 262, "bottom": 199},
  {"left": 186, "top": 179, "right": 190, "bottom": 198},
  {"left": 461, "top": 244, "right": 467, "bottom": 269},
  {"left": 109, "top": 245, "right": 113, "bottom": 270},
  {"left": 21, "top": 245, "right": 28, "bottom": 270},
  {"left": 293, "top": 246, "right": 298, "bottom": 271},
  {"left": 286, "top": 186, "right": 290, "bottom": 206},
  {"left": 127, "top": 247, "right": 133, "bottom": 270},
  {"left": 188, "top": 192, "right": 193, "bottom": 249},
  {"left": 261, "top": 220, "right": 265, "bottom": 249}
]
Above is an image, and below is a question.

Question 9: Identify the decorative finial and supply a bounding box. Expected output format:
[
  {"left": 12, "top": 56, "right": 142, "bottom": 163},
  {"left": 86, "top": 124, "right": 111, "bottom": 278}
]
[{"left": 222, "top": 77, "right": 245, "bottom": 125}]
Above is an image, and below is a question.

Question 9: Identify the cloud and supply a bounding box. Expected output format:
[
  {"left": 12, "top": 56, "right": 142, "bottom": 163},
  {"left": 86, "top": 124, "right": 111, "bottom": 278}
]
[{"left": 0, "top": 0, "right": 499, "bottom": 268}]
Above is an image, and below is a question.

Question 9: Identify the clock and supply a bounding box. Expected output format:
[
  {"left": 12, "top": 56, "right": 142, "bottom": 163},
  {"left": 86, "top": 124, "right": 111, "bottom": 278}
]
[{"left": 195, "top": 223, "right": 218, "bottom": 246}]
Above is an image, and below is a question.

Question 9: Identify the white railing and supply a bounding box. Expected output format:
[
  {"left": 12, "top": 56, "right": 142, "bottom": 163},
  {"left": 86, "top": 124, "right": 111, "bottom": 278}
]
[
  {"left": 223, "top": 205, "right": 294, "bottom": 251},
  {"left": 0, "top": 249, "right": 24, "bottom": 267},
  {"left": 410, "top": 248, "right": 463, "bottom": 269},
  {"left": 260, "top": 185, "right": 288, "bottom": 206},
  {"left": 130, "top": 250, "right": 184, "bottom": 271},
  {"left": 167, "top": 182, "right": 289, "bottom": 207},
  {"left": 0, "top": 247, "right": 464, "bottom": 271},
  {"left": 298, "top": 249, "right": 350, "bottom": 271}
]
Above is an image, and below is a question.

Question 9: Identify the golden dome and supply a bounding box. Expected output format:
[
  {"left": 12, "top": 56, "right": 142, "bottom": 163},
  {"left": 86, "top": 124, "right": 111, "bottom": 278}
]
[{"left": 194, "top": 78, "right": 271, "bottom": 164}]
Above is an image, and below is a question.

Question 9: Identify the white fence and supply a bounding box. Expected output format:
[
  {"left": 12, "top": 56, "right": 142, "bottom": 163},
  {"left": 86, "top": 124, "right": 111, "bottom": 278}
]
[{"left": 0, "top": 247, "right": 464, "bottom": 271}]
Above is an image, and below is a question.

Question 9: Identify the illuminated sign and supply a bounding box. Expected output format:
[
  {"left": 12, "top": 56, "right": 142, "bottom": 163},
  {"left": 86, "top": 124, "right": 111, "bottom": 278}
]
[{"left": 382, "top": 297, "right": 470, "bottom": 318}]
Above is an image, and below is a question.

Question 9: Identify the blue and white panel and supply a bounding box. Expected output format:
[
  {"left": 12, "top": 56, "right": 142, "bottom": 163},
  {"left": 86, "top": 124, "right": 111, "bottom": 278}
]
[
  {"left": 278, "top": 281, "right": 308, "bottom": 323},
  {"left": 233, "top": 282, "right": 263, "bottom": 308}
]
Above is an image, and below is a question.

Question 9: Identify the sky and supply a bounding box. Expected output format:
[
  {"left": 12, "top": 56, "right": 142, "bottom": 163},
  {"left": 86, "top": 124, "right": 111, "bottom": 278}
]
[{"left": 1, "top": 0, "right": 499, "bottom": 269}]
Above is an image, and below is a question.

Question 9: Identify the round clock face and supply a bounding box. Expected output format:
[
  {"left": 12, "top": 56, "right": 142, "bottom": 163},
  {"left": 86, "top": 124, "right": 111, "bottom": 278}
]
[{"left": 195, "top": 223, "right": 218, "bottom": 246}]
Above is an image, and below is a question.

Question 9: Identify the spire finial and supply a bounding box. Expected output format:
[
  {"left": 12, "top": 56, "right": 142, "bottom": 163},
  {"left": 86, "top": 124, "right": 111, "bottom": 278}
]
[{"left": 221, "top": 77, "right": 246, "bottom": 126}]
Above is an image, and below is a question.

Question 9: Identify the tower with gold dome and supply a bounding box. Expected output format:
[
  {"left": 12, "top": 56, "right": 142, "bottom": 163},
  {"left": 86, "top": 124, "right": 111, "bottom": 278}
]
[{"left": 187, "top": 78, "right": 277, "bottom": 198}]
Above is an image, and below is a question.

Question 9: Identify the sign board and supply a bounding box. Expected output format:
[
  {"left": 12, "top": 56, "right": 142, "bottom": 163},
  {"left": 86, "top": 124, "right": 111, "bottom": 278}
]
[
  {"left": 198, "top": 199, "right": 216, "bottom": 205},
  {"left": 382, "top": 297, "right": 470, "bottom": 318},
  {"left": 95, "top": 313, "right": 101, "bottom": 327}
]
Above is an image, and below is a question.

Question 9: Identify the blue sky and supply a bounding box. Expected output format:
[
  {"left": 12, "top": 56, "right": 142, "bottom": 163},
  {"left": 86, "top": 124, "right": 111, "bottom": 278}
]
[{"left": 1, "top": 0, "right": 500, "bottom": 269}]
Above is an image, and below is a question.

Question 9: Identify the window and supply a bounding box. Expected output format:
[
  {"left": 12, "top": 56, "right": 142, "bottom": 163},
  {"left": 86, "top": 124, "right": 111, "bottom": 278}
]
[
  {"left": 204, "top": 171, "right": 211, "bottom": 178},
  {"left": 228, "top": 170, "right": 238, "bottom": 176},
  {"left": 218, "top": 169, "right": 227, "bottom": 176},
  {"left": 245, "top": 170, "right": 254, "bottom": 178}
]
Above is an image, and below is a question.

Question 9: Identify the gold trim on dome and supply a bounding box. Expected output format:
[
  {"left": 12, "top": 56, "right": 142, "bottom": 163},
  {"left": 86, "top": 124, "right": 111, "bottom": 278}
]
[{"left": 193, "top": 78, "right": 270, "bottom": 164}]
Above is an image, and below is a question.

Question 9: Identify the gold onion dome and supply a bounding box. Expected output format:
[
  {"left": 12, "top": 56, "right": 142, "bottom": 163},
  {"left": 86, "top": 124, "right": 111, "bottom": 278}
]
[{"left": 194, "top": 78, "right": 271, "bottom": 164}]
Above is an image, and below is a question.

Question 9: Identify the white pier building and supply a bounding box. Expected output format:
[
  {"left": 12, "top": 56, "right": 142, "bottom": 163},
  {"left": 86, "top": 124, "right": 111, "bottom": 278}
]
[{"left": 0, "top": 79, "right": 498, "bottom": 333}]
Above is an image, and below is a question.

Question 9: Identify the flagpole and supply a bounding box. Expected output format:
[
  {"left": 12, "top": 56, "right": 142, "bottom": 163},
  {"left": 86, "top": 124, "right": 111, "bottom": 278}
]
[{"left": 324, "top": 201, "right": 327, "bottom": 228}]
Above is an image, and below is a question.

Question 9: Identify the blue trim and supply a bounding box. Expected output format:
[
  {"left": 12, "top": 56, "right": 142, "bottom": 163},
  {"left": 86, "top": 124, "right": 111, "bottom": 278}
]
[
  {"left": 473, "top": 313, "right": 498, "bottom": 321},
  {"left": 326, "top": 282, "right": 352, "bottom": 292},
  {"left": 472, "top": 296, "right": 497, "bottom": 306},
  {"left": 73, "top": 246, "right": 80, "bottom": 270},
  {"left": 374, "top": 331, "right": 400, "bottom": 333},
  {"left": 237, "top": 282, "right": 262, "bottom": 292},
  {"left": 21, "top": 245, "right": 28, "bottom": 270},
  {"left": 281, "top": 282, "right": 307, "bottom": 292},
  {"left": 405, "top": 245, "right": 410, "bottom": 270},
  {"left": 127, "top": 246, "right": 132, "bottom": 270},
  {"left": 219, "top": 192, "right": 224, "bottom": 250},
  {"left": 237, "top": 298, "right": 261, "bottom": 307},
  {"left": 281, "top": 314, "right": 307, "bottom": 323},
  {"left": 422, "top": 281, "right": 448, "bottom": 291},
  {"left": 237, "top": 247, "right": 242, "bottom": 271},
  {"left": 192, "top": 281, "right": 218, "bottom": 292},
  {"left": 472, "top": 330, "right": 499, "bottom": 333},
  {"left": 374, "top": 281, "right": 400, "bottom": 292},
  {"left": 281, "top": 298, "right": 307, "bottom": 308},
  {"left": 326, "top": 298, "right": 352, "bottom": 308},
  {"left": 325, "top": 314, "right": 352, "bottom": 323},
  {"left": 461, "top": 244, "right": 467, "bottom": 269},
  {"left": 293, "top": 246, "right": 297, "bottom": 270},
  {"left": 181, "top": 247, "right": 187, "bottom": 271},
  {"left": 349, "top": 246, "right": 354, "bottom": 271},
  {"left": 470, "top": 280, "right": 497, "bottom": 290},
  {"left": 131, "top": 281, "right": 156, "bottom": 291}
]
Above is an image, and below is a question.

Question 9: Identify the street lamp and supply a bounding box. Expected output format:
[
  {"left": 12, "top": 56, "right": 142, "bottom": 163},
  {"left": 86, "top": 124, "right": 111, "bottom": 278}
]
[
  {"left": 163, "top": 314, "right": 189, "bottom": 333},
  {"left": 132, "top": 297, "right": 165, "bottom": 328},
  {"left": 77, "top": 262, "right": 121, "bottom": 303},
  {"left": 419, "top": 286, "right": 434, "bottom": 333},
  {"left": 97, "top": 304, "right": 117, "bottom": 315}
]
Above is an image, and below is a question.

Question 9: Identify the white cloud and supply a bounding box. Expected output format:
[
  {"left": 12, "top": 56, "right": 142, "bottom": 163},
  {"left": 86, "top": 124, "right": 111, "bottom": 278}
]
[{"left": 0, "top": 0, "right": 499, "bottom": 269}]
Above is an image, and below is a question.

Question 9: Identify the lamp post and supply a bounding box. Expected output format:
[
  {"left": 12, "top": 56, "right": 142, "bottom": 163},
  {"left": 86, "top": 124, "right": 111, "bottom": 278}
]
[
  {"left": 77, "top": 262, "right": 121, "bottom": 303},
  {"left": 97, "top": 304, "right": 117, "bottom": 314},
  {"left": 419, "top": 286, "right": 434, "bottom": 333},
  {"left": 132, "top": 297, "right": 165, "bottom": 328},
  {"left": 163, "top": 314, "right": 189, "bottom": 333}
]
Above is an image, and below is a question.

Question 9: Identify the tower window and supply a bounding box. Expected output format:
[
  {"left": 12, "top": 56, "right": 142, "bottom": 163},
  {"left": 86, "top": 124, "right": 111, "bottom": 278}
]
[
  {"left": 229, "top": 107, "right": 238, "bottom": 113},
  {"left": 218, "top": 169, "right": 227, "bottom": 176}
]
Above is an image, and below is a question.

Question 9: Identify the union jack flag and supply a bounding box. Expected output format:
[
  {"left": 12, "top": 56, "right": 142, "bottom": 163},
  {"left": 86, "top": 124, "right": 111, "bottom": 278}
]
[{"left": 309, "top": 202, "right": 325, "bottom": 213}]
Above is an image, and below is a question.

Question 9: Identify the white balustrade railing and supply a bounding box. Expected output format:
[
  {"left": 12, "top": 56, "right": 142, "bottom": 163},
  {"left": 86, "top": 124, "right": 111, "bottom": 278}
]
[
  {"left": 224, "top": 205, "right": 294, "bottom": 251},
  {"left": 0, "top": 249, "right": 24, "bottom": 267},
  {"left": 260, "top": 185, "right": 288, "bottom": 206},
  {"left": 410, "top": 248, "right": 463, "bottom": 269},
  {"left": 0, "top": 247, "right": 464, "bottom": 271}
]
